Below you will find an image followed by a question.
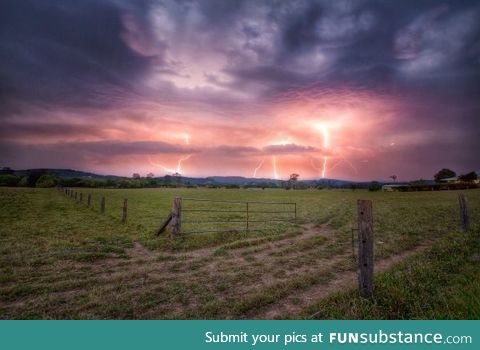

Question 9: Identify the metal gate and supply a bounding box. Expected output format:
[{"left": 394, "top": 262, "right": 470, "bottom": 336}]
[{"left": 181, "top": 197, "right": 297, "bottom": 234}]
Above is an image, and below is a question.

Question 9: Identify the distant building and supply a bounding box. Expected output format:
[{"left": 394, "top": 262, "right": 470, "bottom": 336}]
[
  {"left": 382, "top": 184, "right": 407, "bottom": 192},
  {"left": 439, "top": 176, "right": 459, "bottom": 184}
]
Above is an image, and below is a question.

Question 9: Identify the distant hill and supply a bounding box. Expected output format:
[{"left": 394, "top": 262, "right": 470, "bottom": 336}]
[
  {"left": 14, "top": 168, "right": 122, "bottom": 179},
  {"left": 160, "top": 175, "right": 362, "bottom": 188},
  {"left": 11, "top": 168, "right": 371, "bottom": 187}
]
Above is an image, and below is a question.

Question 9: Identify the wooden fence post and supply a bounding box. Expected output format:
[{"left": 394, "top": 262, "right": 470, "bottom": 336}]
[
  {"left": 294, "top": 203, "right": 297, "bottom": 223},
  {"left": 87, "top": 194, "right": 91, "bottom": 207},
  {"left": 170, "top": 197, "right": 182, "bottom": 238},
  {"left": 246, "top": 202, "right": 249, "bottom": 232},
  {"left": 100, "top": 196, "right": 105, "bottom": 214},
  {"left": 74, "top": 192, "right": 77, "bottom": 201},
  {"left": 122, "top": 199, "right": 128, "bottom": 223},
  {"left": 458, "top": 193, "right": 470, "bottom": 232},
  {"left": 79, "top": 193, "right": 83, "bottom": 202},
  {"left": 357, "top": 199, "right": 374, "bottom": 298}
]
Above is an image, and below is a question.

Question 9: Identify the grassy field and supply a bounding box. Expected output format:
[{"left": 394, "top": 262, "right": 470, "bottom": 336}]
[{"left": 0, "top": 187, "right": 479, "bottom": 319}]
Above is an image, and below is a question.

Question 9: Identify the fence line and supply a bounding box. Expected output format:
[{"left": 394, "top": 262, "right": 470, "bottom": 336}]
[
  {"left": 156, "top": 197, "right": 297, "bottom": 236},
  {"left": 59, "top": 187, "right": 127, "bottom": 224},
  {"left": 58, "top": 187, "right": 472, "bottom": 247}
]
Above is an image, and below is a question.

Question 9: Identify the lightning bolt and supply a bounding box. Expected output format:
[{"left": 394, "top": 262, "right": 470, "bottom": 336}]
[
  {"left": 317, "top": 124, "right": 330, "bottom": 178},
  {"left": 310, "top": 156, "right": 358, "bottom": 176},
  {"left": 149, "top": 132, "right": 192, "bottom": 175},
  {"left": 321, "top": 157, "right": 327, "bottom": 178},
  {"left": 252, "top": 158, "right": 265, "bottom": 178},
  {"left": 148, "top": 156, "right": 176, "bottom": 174},
  {"left": 176, "top": 154, "right": 192, "bottom": 174},
  {"left": 272, "top": 156, "right": 279, "bottom": 180}
]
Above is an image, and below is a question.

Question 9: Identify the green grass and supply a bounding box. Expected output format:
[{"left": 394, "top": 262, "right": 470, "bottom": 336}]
[
  {"left": 49, "top": 187, "right": 480, "bottom": 253},
  {"left": 301, "top": 229, "right": 480, "bottom": 319},
  {"left": 0, "top": 187, "right": 479, "bottom": 319}
]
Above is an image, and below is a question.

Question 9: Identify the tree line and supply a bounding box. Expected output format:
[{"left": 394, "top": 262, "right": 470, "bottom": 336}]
[{"left": 0, "top": 167, "right": 477, "bottom": 190}]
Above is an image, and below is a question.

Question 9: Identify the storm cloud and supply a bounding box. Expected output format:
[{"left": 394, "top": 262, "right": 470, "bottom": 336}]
[{"left": 1, "top": 0, "right": 479, "bottom": 179}]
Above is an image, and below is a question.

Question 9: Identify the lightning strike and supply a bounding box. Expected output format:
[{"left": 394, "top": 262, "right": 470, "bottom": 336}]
[
  {"left": 272, "top": 156, "right": 279, "bottom": 180},
  {"left": 148, "top": 156, "right": 176, "bottom": 174},
  {"left": 252, "top": 158, "right": 265, "bottom": 178},
  {"left": 176, "top": 154, "right": 192, "bottom": 174},
  {"left": 149, "top": 132, "right": 193, "bottom": 175},
  {"left": 311, "top": 156, "right": 357, "bottom": 175},
  {"left": 315, "top": 123, "right": 330, "bottom": 178},
  {"left": 321, "top": 157, "right": 327, "bottom": 178}
]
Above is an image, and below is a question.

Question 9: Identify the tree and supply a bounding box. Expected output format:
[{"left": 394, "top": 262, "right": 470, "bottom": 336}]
[
  {"left": 288, "top": 173, "right": 299, "bottom": 189},
  {"left": 25, "top": 170, "right": 47, "bottom": 187},
  {"left": 0, "top": 174, "right": 20, "bottom": 186},
  {"left": 35, "top": 174, "right": 56, "bottom": 188},
  {"left": 368, "top": 181, "right": 382, "bottom": 192},
  {"left": 146, "top": 172, "right": 154, "bottom": 178},
  {"left": 434, "top": 168, "right": 456, "bottom": 183},
  {"left": 18, "top": 176, "right": 28, "bottom": 187},
  {"left": 132, "top": 173, "right": 141, "bottom": 179},
  {"left": 459, "top": 172, "right": 478, "bottom": 183},
  {"left": 389, "top": 175, "right": 397, "bottom": 182},
  {"left": 289, "top": 173, "right": 299, "bottom": 181},
  {"left": 0, "top": 167, "right": 14, "bottom": 175}
]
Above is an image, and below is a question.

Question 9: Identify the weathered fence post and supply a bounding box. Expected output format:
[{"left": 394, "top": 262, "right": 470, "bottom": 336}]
[
  {"left": 294, "top": 203, "right": 297, "bottom": 223},
  {"left": 79, "top": 193, "right": 83, "bottom": 202},
  {"left": 74, "top": 192, "right": 77, "bottom": 201},
  {"left": 170, "top": 197, "right": 182, "bottom": 238},
  {"left": 357, "top": 199, "right": 374, "bottom": 298},
  {"left": 87, "top": 194, "right": 91, "bottom": 207},
  {"left": 122, "top": 199, "right": 128, "bottom": 223},
  {"left": 100, "top": 196, "right": 105, "bottom": 214},
  {"left": 246, "top": 202, "right": 249, "bottom": 232},
  {"left": 351, "top": 228, "right": 357, "bottom": 261},
  {"left": 458, "top": 193, "right": 470, "bottom": 232}
]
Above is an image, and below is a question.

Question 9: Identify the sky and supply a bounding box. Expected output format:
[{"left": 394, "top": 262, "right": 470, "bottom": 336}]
[{"left": 1, "top": 0, "right": 479, "bottom": 181}]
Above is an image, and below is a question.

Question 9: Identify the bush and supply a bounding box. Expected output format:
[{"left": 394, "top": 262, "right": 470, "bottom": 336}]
[
  {"left": 0, "top": 174, "right": 21, "bottom": 186},
  {"left": 434, "top": 168, "right": 456, "bottom": 183},
  {"left": 35, "top": 174, "right": 57, "bottom": 188},
  {"left": 368, "top": 181, "right": 382, "bottom": 192},
  {"left": 225, "top": 184, "right": 240, "bottom": 189},
  {"left": 18, "top": 176, "right": 28, "bottom": 187},
  {"left": 25, "top": 170, "right": 47, "bottom": 187}
]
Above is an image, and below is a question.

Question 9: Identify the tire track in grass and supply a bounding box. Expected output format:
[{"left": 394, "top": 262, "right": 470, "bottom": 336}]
[{"left": 251, "top": 241, "right": 435, "bottom": 319}]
